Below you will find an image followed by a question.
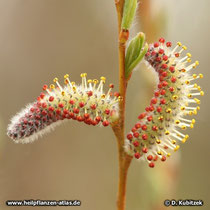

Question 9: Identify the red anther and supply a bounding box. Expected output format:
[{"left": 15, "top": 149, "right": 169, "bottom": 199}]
[
  {"left": 114, "top": 92, "right": 120, "bottom": 97},
  {"left": 48, "top": 106, "right": 54, "bottom": 112},
  {"left": 134, "top": 152, "right": 141, "bottom": 159},
  {"left": 142, "top": 125, "right": 147, "bottom": 131},
  {"left": 169, "top": 66, "right": 175, "bottom": 73},
  {"left": 151, "top": 98, "right": 157, "bottom": 104},
  {"left": 171, "top": 76, "right": 177, "bottom": 83},
  {"left": 91, "top": 120, "right": 97, "bottom": 126},
  {"left": 40, "top": 92, "right": 45, "bottom": 99},
  {"left": 160, "top": 98, "right": 166, "bottom": 104},
  {"left": 145, "top": 52, "right": 150, "bottom": 57},
  {"left": 149, "top": 105, "right": 154, "bottom": 111},
  {"left": 147, "top": 155, "right": 153, "bottom": 161},
  {"left": 145, "top": 106, "right": 150, "bottom": 112},
  {"left": 162, "top": 81, "right": 168, "bottom": 87},
  {"left": 166, "top": 42, "right": 172, "bottom": 47},
  {"left": 91, "top": 104, "right": 97, "bottom": 110},
  {"left": 95, "top": 116, "right": 101, "bottom": 122},
  {"left": 154, "top": 155, "right": 158, "bottom": 161},
  {"left": 154, "top": 42, "right": 159, "bottom": 48},
  {"left": 159, "top": 76, "right": 164, "bottom": 82},
  {"left": 161, "top": 156, "right": 166, "bottom": 161},
  {"left": 169, "top": 87, "right": 174, "bottom": 92},
  {"left": 35, "top": 108, "right": 40, "bottom": 113},
  {"left": 42, "top": 102, "right": 47, "bottom": 108},
  {"left": 164, "top": 145, "right": 168, "bottom": 149},
  {"left": 42, "top": 85, "right": 48, "bottom": 91},
  {"left": 161, "top": 71, "right": 168, "bottom": 77},
  {"left": 35, "top": 120, "right": 40, "bottom": 126},
  {"left": 160, "top": 89, "right": 166, "bottom": 95},
  {"left": 147, "top": 116, "right": 153, "bottom": 121},
  {"left": 41, "top": 110, "right": 47, "bottom": 116},
  {"left": 102, "top": 120, "right": 109, "bottom": 127},
  {"left": 109, "top": 84, "right": 114, "bottom": 88},
  {"left": 77, "top": 116, "right": 84, "bottom": 122},
  {"left": 135, "top": 123, "right": 141, "bottom": 129},
  {"left": 42, "top": 117, "right": 47, "bottom": 122},
  {"left": 36, "top": 101, "right": 42, "bottom": 107},
  {"left": 161, "top": 64, "right": 168, "bottom": 69},
  {"left": 133, "top": 141, "right": 140, "bottom": 147},
  {"left": 138, "top": 113, "right": 146, "bottom": 119},
  {"left": 162, "top": 55, "right": 168, "bottom": 61},
  {"left": 175, "top": 52, "right": 179, "bottom": 57},
  {"left": 154, "top": 91, "right": 160, "bottom": 97},
  {"left": 87, "top": 91, "right": 93, "bottom": 97},
  {"left": 152, "top": 125, "right": 158, "bottom": 131},
  {"left": 73, "top": 108, "right": 79, "bottom": 114},
  {"left": 109, "top": 92, "right": 113, "bottom": 96},
  {"left": 48, "top": 113, "right": 53, "bottom": 118},
  {"left": 142, "top": 147, "right": 148, "bottom": 153},
  {"left": 30, "top": 107, "right": 35, "bottom": 112},
  {"left": 131, "top": 127, "right": 137, "bottom": 133},
  {"left": 133, "top": 132, "right": 139, "bottom": 138},
  {"left": 105, "top": 109, "right": 110, "bottom": 115},
  {"left": 158, "top": 83, "right": 162, "bottom": 89},
  {"left": 58, "top": 103, "right": 64, "bottom": 108},
  {"left": 159, "top": 37, "right": 165, "bottom": 43},
  {"left": 63, "top": 109, "right": 69, "bottom": 115},
  {"left": 49, "top": 96, "right": 54, "bottom": 102},
  {"left": 149, "top": 162, "right": 155, "bottom": 168},
  {"left": 23, "top": 119, "right": 28, "bottom": 124},
  {"left": 158, "top": 49, "right": 164, "bottom": 54},
  {"left": 69, "top": 112, "right": 74, "bottom": 118},
  {"left": 79, "top": 102, "right": 85, "bottom": 108},
  {"left": 84, "top": 113, "right": 90, "bottom": 119},
  {"left": 35, "top": 115, "right": 41, "bottom": 120},
  {"left": 142, "top": 134, "right": 148, "bottom": 140},
  {"left": 156, "top": 57, "right": 161, "bottom": 62},
  {"left": 37, "top": 96, "right": 41, "bottom": 102},
  {"left": 69, "top": 100, "right": 75, "bottom": 105},
  {"left": 56, "top": 109, "right": 61, "bottom": 115},
  {"left": 127, "top": 133, "right": 133, "bottom": 140},
  {"left": 151, "top": 51, "right": 156, "bottom": 56}
]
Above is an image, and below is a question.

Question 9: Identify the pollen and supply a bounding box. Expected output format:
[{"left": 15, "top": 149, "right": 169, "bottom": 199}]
[{"left": 125, "top": 38, "right": 204, "bottom": 168}]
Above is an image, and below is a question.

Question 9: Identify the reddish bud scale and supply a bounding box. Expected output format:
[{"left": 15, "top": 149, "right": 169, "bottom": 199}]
[{"left": 126, "top": 38, "right": 203, "bottom": 168}]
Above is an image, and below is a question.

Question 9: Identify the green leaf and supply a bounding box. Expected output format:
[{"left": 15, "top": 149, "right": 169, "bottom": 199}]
[{"left": 121, "top": 0, "right": 137, "bottom": 30}]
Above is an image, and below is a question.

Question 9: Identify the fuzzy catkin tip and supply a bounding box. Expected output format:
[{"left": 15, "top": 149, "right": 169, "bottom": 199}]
[
  {"left": 7, "top": 74, "right": 119, "bottom": 143},
  {"left": 125, "top": 38, "right": 204, "bottom": 168}
]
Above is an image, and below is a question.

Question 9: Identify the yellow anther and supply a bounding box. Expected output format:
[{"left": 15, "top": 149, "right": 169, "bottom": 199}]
[
  {"left": 182, "top": 69, "right": 186, "bottom": 72},
  {"left": 156, "top": 139, "right": 161, "bottom": 144},
  {"left": 165, "top": 130, "right": 170, "bottom": 135},
  {"left": 195, "top": 60, "right": 199, "bottom": 66},
  {"left": 71, "top": 82, "right": 75, "bottom": 86},
  {"left": 191, "top": 119, "right": 196, "bottom": 124},
  {"left": 185, "top": 134, "right": 189, "bottom": 140},
  {"left": 192, "top": 74, "right": 197, "bottom": 79},
  {"left": 172, "top": 140, "right": 176, "bottom": 144},
  {"left": 61, "top": 91, "right": 65, "bottom": 96},
  {"left": 194, "top": 98, "right": 200, "bottom": 104},
  {"left": 197, "top": 86, "right": 201, "bottom": 91},
  {"left": 100, "top": 76, "right": 106, "bottom": 81},
  {"left": 175, "top": 120, "right": 180, "bottom": 124},
  {"left": 50, "top": 84, "right": 55, "bottom": 89},
  {"left": 189, "top": 111, "right": 193, "bottom": 116},
  {"left": 181, "top": 106, "right": 185, "bottom": 111},
  {"left": 101, "top": 94, "right": 106, "bottom": 99},
  {"left": 83, "top": 73, "right": 87, "bottom": 77},
  {"left": 177, "top": 42, "right": 182, "bottom": 46},
  {"left": 193, "top": 109, "right": 197, "bottom": 115},
  {"left": 158, "top": 116, "right": 164, "bottom": 121},
  {"left": 186, "top": 53, "right": 191, "bottom": 58},
  {"left": 187, "top": 94, "right": 192, "bottom": 98},
  {"left": 187, "top": 58, "right": 191, "bottom": 63},
  {"left": 200, "top": 91, "right": 204, "bottom": 96},
  {"left": 182, "top": 45, "right": 187, "bottom": 50},
  {"left": 88, "top": 79, "right": 92, "bottom": 83},
  {"left": 53, "top": 78, "right": 58, "bottom": 83},
  {"left": 157, "top": 151, "right": 163, "bottom": 155},
  {"left": 185, "top": 80, "right": 190, "bottom": 85},
  {"left": 182, "top": 138, "right": 186, "bottom": 143},
  {"left": 167, "top": 153, "right": 171, "bottom": 157},
  {"left": 64, "top": 74, "right": 69, "bottom": 79},
  {"left": 172, "top": 95, "right": 178, "bottom": 100},
  {"left": 64, "top": 79, "right": 68, "bottom": 84},
  {"left": 80, "top": 73, "right": 84, "bottom": 77},
  {"left": 72, "top": 86, "right": 76, "bottom": 92},
  {"left": 193, "top": 83, "right": 198, "bottom": 88},
  {"left": 166, "top": 108, "right": 172, "bottom": 113},
  {"left": 181, "top": 125, "right": 186, "bottom": 130},
  {"left": 174, "top": 145, "right": 180, "bottom": 151},
  {"left": 118, "top": 96, "right": 123, "bottom": 101},
  {"left": 93, "top": 79, "right": 99, "bottom": 84},
  {"left": 196, "top": 106, "right": 200, "bottom": 110},
  {"left": 190, "top": 124, "right": 194, "bottom": 129},
  {"left": 199, "top": 74, "right": 203, "bottom": 78}
]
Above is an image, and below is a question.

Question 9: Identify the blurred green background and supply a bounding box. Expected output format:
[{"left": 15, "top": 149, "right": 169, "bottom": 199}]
[{"left": 0, "top": 0, "right": 209, "bottom": 209}]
